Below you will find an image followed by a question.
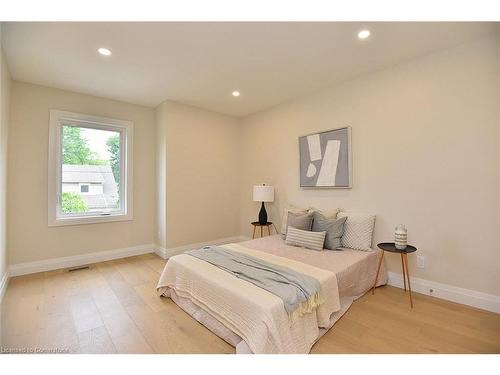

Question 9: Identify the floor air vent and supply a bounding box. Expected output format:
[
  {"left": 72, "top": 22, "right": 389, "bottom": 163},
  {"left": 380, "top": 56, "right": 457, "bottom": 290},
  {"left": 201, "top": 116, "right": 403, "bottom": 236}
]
[{"left": 68, "top": 266, "right": 90, "bottom": 272}]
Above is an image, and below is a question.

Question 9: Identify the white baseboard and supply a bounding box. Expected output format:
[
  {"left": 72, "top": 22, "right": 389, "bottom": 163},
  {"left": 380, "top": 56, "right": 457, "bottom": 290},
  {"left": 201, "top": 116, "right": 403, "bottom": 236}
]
[
  {"left": 387, "top": 271, "right": 500, "bottom": 314},
  {"left": 7, "top": 235, "right": 249, "bottom": 277},
  {"left": 0, "top": 269, "right": 9, "bottom": 304},
  {"left": 155, "top": 235, "right": 249, "bottom": 259},
  {"left": 8, "top": 243, "right": 156, "bottom": 277}
]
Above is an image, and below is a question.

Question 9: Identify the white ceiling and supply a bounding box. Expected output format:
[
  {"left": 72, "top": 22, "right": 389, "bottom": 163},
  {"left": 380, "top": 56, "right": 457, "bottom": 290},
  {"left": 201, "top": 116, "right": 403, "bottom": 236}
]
[{"left": 3, "top": 22, "right": 499, "bottom": 117}]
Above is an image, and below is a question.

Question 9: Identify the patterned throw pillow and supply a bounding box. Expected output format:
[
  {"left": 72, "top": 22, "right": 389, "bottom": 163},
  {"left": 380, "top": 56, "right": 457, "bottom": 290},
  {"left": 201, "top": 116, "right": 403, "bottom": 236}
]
[
  {"left": 285, "top": 226, "right": 326, "bottom": 251},
  {"left": 311, "top": 212, "right": 347, "bottom": 250},
  {"left": 337, "top": 212, "right": 376, "bottom": 251}
]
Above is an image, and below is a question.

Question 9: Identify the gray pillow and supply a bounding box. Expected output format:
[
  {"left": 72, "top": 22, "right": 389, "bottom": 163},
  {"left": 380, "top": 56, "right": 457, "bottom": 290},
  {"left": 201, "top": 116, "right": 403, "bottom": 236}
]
[
  {"left": 312, "top": 212, "right": 347, "bottom": 250},
  {"left": 283, "top": 212, "right": 313, "bottom": 238}
]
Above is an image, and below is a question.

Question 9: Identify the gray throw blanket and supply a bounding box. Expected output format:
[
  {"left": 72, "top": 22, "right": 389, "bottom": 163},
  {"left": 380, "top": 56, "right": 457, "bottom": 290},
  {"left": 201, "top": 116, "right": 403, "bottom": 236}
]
[{"left": 186, "top": 246, "right": 322, "bottom": 314}]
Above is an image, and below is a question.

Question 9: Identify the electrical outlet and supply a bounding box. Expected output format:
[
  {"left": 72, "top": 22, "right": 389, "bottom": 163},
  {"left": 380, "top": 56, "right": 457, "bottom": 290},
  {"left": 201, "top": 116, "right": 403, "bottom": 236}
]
[{"left": 417, "top": 255, "right": 425, "bottom": 269}]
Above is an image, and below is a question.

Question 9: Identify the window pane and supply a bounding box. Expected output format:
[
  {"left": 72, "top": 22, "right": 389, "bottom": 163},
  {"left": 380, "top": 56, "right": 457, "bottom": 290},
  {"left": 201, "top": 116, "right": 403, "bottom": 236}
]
[{"left": 61, "top": 125, "right": 121, "bottom": 215}]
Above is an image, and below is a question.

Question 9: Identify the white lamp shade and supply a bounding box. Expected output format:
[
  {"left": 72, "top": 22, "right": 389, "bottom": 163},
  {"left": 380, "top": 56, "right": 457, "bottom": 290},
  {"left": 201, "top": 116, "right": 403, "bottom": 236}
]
[{"left": 253, "top": 185, "right": 274, "bottom": 202}]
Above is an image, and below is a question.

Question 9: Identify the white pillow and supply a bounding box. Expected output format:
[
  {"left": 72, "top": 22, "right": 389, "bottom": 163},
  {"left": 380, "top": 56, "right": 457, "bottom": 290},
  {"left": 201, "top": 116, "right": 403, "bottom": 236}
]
[
  {"left": 280, "top": 206, "right": 311, "bottom": 235},
  {"left": 337, "top": 212, "right": 376, "bottom": 251},
  {"left": 285, "top": 226, "right": 326, "bottom": 251}
]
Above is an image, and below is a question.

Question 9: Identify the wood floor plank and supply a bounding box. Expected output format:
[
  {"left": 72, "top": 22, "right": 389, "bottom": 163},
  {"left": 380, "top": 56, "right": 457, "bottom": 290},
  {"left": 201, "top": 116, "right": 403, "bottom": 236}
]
[
  {"left": 2, "top": 253, "right": 499, "bottom": 354},
  {"left": 98, "top": 305, "right": 139, "bottom": 339},
  {"left": 112, "top": 329, "right": 155, "bottom": 354},
  {"left": 134, "top": 282, "right": 171, "bottom": 312},
  {"left": 69, "top": 292, "right": 105, "bottom": 333},
  {"left": 78, "top": 326, "right": 116, "bottom": 354}
]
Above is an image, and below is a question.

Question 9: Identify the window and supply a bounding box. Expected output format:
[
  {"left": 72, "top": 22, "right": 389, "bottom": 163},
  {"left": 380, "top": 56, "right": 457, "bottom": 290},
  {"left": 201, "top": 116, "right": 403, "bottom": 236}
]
[{"left": 48, "top": 110, "right": 133, "bottom": 226}]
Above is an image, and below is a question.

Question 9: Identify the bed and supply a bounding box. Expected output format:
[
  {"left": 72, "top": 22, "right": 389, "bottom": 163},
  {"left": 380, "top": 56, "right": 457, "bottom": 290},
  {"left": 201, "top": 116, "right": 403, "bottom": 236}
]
[{"left": 156, "top": 234, "right": 388, "bottom": 354}]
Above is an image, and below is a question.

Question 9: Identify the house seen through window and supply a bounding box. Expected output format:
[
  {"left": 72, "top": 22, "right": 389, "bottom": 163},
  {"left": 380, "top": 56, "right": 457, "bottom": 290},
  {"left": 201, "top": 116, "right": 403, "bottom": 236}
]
[{"left": 61, "top": 125, "right": 121, "bottom": 215}]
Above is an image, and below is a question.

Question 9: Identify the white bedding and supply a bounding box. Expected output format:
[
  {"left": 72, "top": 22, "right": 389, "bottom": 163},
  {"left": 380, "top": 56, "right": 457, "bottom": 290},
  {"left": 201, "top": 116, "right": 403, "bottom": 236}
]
[
  {"left": 157, "top": 242, "right": 340, "bottom": 353},
  {"left": 157, "top": 235, "right": 388, "bottom": 353}
]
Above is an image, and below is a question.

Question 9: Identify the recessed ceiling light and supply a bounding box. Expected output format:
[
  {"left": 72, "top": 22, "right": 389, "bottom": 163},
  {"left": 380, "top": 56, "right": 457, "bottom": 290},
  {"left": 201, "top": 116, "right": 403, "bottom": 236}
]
[
  {"left": 232, "top": 91, "right": 240, "bottom": 97},
  {"left": 357, "top": 30, "right": 371, "bottom": 40},
  {"left": 98, "top": 47, "right": 112, "bottom": 56}
]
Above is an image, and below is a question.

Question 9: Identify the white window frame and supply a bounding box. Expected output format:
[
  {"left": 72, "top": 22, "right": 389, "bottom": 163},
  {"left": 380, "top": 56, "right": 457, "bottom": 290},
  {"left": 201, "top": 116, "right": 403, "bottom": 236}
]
[{"left": 48, "top": 110, "right": 134, "bottom": 226}]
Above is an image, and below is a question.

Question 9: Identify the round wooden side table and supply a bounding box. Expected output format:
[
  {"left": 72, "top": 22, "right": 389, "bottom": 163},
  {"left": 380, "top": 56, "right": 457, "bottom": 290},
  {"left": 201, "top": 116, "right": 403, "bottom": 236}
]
[
  {"left": 251, "top": 221, "right": 278, "bottom": 239},
  {"left": 373, "top": 242, "right": 417, "bottom": 308}
]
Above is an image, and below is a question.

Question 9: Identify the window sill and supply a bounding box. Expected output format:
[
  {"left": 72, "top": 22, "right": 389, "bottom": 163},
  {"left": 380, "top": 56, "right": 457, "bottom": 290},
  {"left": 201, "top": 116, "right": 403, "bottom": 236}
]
[{"left": 48, "top": 213, "right": 133, "bottom": 227}]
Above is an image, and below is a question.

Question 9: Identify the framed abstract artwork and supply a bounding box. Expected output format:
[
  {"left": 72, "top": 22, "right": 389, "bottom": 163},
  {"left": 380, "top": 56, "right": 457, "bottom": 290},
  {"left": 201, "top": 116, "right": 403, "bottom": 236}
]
[{"left": 299, "top": 126, "right": 352, "bottom": 188}]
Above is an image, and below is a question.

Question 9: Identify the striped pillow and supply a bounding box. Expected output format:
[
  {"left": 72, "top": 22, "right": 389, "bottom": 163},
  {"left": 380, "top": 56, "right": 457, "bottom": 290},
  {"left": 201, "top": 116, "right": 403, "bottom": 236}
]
[{"left": 285, "top": 226, "right": 326, "bottom": 251}]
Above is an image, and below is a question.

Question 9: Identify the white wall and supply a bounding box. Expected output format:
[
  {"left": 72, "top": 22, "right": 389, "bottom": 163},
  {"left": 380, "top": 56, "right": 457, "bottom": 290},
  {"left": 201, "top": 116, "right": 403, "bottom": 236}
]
[
  {"left": 7, "top": 82, "right": 156, "bottom": 264},
  {"left": 0, "top": 25, "right": 11, "bottom": 289},
  {"left": 238, "top": 35, "right": 500, "bottom": 296},
  {"left": 156, "top": 100, "right": 241, "bottom": 249}
]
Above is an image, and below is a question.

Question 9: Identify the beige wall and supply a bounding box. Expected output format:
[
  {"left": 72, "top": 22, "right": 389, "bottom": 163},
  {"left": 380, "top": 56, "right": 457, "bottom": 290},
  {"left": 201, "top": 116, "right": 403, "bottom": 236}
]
[
  {"left": 0, "top": 27, "right": 11, "bottom": 280},
  {"left": 239, "top": 36, "right": 500, "bottom": 296},
  {"left": 8, "top": 82, "right": 156, "bottom": 264},
  {"left": 156, "top": 100, "right": 241, "bottom": 249}
]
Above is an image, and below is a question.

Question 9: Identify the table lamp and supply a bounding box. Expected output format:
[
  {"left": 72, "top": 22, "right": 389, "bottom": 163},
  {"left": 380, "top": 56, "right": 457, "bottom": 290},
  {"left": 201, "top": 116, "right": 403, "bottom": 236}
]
[{"left": 253, "top": 184, "right": 274, "bottom": 225}]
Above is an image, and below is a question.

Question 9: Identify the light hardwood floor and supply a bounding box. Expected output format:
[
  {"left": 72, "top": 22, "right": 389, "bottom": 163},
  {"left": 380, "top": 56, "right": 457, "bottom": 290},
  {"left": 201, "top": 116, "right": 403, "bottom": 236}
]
[{"left": 1, "top": 253, "right": 499, "bottom": 354}]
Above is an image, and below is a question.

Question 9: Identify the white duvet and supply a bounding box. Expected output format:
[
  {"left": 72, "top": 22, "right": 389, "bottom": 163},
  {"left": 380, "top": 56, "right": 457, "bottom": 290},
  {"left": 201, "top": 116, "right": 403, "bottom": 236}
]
[{"left": 156, "top": 243, "right": 341, "bottom": 354}]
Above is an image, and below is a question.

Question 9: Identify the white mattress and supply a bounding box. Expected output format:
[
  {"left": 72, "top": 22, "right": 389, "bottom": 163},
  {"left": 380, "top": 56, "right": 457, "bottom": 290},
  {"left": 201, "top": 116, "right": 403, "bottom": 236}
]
[{"left": 162, "top": 235, "right": 388, "bottom": 353}]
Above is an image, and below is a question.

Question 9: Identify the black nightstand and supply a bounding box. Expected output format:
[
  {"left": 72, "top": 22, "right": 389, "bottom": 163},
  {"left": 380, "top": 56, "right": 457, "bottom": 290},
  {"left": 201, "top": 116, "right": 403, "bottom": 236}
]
[{"left": 373, "top": 242, "right": 417, "bottom": 308}]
